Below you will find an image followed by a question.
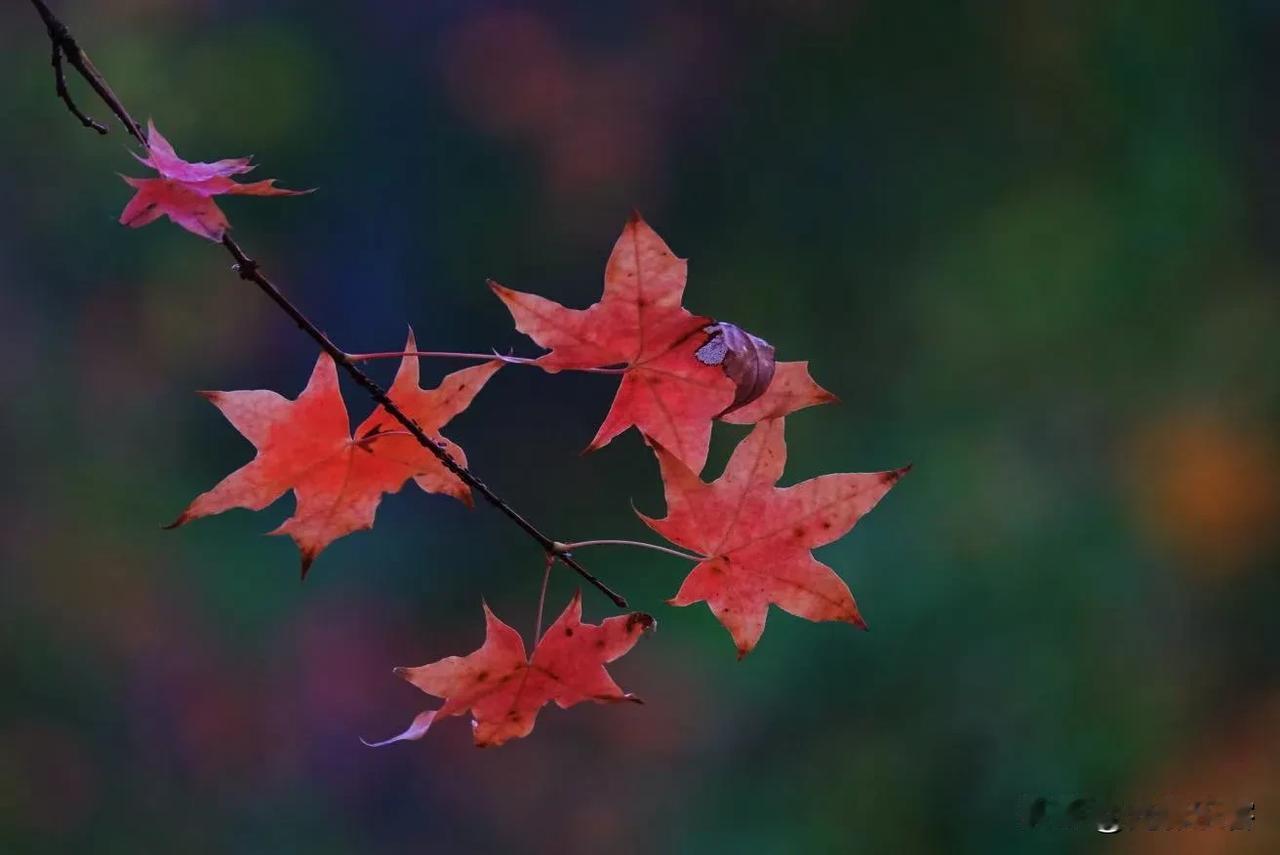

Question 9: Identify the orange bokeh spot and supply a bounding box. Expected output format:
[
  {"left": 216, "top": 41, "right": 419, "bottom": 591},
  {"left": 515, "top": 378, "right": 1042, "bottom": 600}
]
[{"left": 1129, "top": 410, "right": 1279, "bottom": 576}]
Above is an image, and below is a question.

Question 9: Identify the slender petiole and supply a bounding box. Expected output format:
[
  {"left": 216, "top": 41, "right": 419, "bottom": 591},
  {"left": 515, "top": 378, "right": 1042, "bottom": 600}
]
[
  {"left": 554, "top": 539, "right": 702, "bottom": 562},
  {"left": 532, "top": 553, "right": 554, "bottom": 646},
  {"left": 346, "top": 350, "right": 627, "bottom": 375}
]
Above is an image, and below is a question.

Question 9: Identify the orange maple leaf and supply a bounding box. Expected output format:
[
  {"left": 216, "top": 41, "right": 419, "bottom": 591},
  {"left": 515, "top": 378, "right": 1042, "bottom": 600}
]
[
  {"left": 168, "top": 332, "right": 500, "bottom": 575},
  {"left": 639, "top": 418, "right": 908, "bottom": 657},
  {"left": 366, "top": 593, "right": 654, "bottom": 747}
]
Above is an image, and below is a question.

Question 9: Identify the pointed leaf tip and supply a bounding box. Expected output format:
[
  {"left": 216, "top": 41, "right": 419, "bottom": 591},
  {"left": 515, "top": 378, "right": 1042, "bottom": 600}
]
[
  {"left": 886, "top": 464, "right": 913, "bottom": 485},
  {"left": 361, "top": 709, "right": 438, "bottom": 747},
  {"left": 717, "top": 360, "right": 839, "bottom": 425}
]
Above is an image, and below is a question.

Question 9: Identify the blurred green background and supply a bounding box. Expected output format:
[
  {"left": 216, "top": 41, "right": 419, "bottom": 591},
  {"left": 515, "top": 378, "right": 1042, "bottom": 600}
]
[{"left": 2, "top": 1, "right": 1277, "bottom": 852}]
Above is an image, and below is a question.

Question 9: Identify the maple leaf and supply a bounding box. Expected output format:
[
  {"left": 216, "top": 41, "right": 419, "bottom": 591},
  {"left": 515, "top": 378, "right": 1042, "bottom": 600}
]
[
  {"left": 492, "top": 214, "right": 827, "bottom": 473},
  {"left": 119, "top": 120, "right": 309, "bottom": 242},
  {"left": 638, "top": 417, "right": 908, "bottom": 657},
  {"left": 168, "top": 332, "right": 500, "bottom": 575},
  {"left": 366, "top": 593, "right": 655, "bottom": 748}
]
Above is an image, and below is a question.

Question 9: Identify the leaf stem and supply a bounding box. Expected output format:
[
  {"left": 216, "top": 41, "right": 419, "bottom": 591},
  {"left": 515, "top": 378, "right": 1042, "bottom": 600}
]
[
  {"left": 532, "top": 553, "right": 554, "bottom": 645},
  {"left": 553, "top": 539, "right": 703, "bottom": 562},
  {"left": 346, "top": 350, "right": 627, "bottom": 374},
  {"left": 28, "top": 0, "right": 628, "bottom": 610}
]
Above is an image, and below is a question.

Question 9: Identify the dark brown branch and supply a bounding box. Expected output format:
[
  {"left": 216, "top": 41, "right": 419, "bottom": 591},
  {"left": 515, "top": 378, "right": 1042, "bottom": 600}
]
[
  {"left": 28, "top": 0, "right": 627, "bottom": 609},
  {"left": 32, "top": 0, "right": 146, "bottom": 144},
  {"left": 51, "top": 41, "right": 106, "bottom": 133},
  {"left": 221, "top": 238, "right": 626, "bottom": 605}
]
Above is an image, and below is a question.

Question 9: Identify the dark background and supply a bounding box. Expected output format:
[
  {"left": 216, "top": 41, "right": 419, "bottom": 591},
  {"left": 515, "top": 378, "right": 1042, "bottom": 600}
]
[{"left": 1, "top": 1, "right": 1277, "bottom": 852}]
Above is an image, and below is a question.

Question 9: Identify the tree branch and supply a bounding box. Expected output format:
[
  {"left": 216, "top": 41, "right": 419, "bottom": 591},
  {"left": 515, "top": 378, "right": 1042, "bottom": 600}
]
[
  {"left": 31, "top": 0, "right": 146, "bottom": 145},
  {"left": 28, "top": 0, "right": 627, "bottom": 609}
]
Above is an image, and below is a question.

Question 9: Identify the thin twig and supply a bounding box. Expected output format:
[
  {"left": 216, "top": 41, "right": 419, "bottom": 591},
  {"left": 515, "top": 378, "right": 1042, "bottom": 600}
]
[
  {"left": 553, "top": 539, "right": 703, "bottom": 562},
  {"left": 31, "top": 0, "right": 146, "bottom": 144},
  {"left": 50, "top": 41, "right": 105, "bottom": 133},
  {"left": 348, "top": 350, "right": 538, "bottom": 365},
  {"left": 28, "top": 0, "right": 627, "bottom": 609},
  {"left": 346, "top": 350, "right": 627, "bottom": 374}
]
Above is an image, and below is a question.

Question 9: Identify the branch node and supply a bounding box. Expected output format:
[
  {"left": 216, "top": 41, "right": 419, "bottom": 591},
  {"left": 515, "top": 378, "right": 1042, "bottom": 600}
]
[{"left": 232, "top": 259, "right": 259, "bottom": 281}]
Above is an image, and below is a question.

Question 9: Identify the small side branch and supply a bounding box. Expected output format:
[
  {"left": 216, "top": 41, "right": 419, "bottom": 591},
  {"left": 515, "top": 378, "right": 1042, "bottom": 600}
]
[
  {"left": 31, "top": 0, "right": 146, "bottom": 145},
  {"left": 51, "top": 41, "right": 105, "bottom": 133},
  {"left": 347, "top": 350, "right": 537, "bottom": 366},
  {"left": 553, "top": 540, "right": 702, "bottom": 562},
  {"left": 346, "top": 350, "right": 627, "bottom": 374}
]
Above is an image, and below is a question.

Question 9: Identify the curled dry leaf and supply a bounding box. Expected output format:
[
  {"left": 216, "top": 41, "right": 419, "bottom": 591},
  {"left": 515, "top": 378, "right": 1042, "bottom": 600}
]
[
  {"left": 694, "top": 321, "right": 777, "bottom": 417},
  {"left": 366, "top": 593, "right": 655, "bottom": 748},
  {"left": 168, "top": 331, "right": 500, "bottom": 576},
  {"left": 119, "top": 120, "right": 310, "bottom": 241},
  {"left": 639, "top": 418, "right": 908, "bottom": 657}
]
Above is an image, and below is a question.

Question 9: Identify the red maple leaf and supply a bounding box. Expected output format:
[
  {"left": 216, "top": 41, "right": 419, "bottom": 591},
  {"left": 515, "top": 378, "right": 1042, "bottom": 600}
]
[
  {"left": 366, "top": 593, "right": 654, "bottom": 747},
  {"left": 168, "top": 332, "right": 500, "bottom": 575},
  {"left": 492, "top": 214, "right": 830, "bottom": 473},
  {"left": 639, "top": 418, "right": 909, "bottom": 657},
  {"left": 119, "top": 120, "right": 309, "bottom": 241}
]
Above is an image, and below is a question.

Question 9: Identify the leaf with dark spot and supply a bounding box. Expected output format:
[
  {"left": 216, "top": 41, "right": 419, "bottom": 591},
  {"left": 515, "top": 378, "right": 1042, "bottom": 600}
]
[
  {"left": 638, "top": 418, "right": 908, "bottom": 657},
  {"left": 365, "top": 593, "right": 654, "bottom": 748}
]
